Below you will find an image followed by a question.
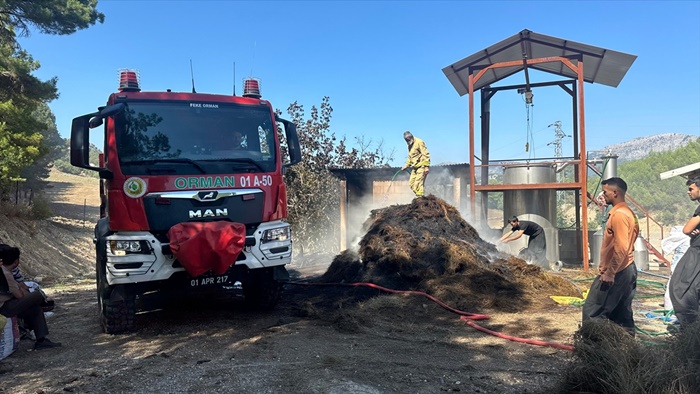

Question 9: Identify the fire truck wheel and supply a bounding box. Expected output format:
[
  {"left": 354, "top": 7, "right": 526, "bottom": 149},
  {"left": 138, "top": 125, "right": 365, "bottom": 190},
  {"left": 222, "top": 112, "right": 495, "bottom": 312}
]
[
  {"left": 96, "top": 260, "right": 136, "bottom": 334},
  {"left": 244, "top": 268, "right": 283, "bottom": 310},
  {"left": 101, "top": 290, "right": 136, "bottom": 334}
]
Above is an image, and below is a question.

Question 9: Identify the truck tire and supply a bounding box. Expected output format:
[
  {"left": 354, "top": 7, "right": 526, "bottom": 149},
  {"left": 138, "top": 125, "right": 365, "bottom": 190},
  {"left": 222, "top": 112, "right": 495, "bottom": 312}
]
[
  {"left": 101, "top": 289, "right": 136, "bottom": 334},
  {"left": 96, "top": 249, "right": 136, "bottom": 334},
  {"left": 244, "top": 268, "right": 283, "bottom": 310}
]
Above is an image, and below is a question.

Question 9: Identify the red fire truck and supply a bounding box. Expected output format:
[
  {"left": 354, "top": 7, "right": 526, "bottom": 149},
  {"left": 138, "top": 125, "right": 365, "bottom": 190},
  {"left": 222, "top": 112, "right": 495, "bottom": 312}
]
[{"left": 71, "top": 70, "right": 301, "bottom": 333}]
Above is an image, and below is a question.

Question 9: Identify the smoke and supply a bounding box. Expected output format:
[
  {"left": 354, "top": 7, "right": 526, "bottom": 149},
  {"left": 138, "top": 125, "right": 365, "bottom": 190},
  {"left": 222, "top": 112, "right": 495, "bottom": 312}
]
[
  {"left": 346, "top": 167, "right": 476, "bottom": 252},
  {"left": 292, "top": 166, "right": 513, "bottom": 272},
  {"left": 424, "top": 167, "right": 505, "bottom": 243},
  {"left": 345, "top": 190, "right": 412, "bottom": 252}
]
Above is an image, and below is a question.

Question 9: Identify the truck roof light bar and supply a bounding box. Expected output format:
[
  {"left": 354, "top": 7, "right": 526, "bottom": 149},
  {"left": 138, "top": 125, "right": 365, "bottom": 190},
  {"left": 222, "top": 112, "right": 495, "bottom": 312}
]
[{"left": 118, "top": 69, "right": 141, "bottom": 92}]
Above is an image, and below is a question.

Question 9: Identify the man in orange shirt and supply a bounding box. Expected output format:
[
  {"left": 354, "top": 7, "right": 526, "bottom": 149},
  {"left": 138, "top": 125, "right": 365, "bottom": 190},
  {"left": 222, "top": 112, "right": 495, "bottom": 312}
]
[{"left": 582, "top": 177, "right": 639, "bottom": 336}]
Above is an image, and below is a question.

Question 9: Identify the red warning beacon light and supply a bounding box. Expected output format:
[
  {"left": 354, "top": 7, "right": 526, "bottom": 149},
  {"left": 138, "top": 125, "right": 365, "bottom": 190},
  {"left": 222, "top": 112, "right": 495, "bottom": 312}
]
[
  {"left": 243, "top": 77, "right": 261, "bottom": 98},
  {"left": 118, "top": 69, "right": 141, "bottom": 92}
]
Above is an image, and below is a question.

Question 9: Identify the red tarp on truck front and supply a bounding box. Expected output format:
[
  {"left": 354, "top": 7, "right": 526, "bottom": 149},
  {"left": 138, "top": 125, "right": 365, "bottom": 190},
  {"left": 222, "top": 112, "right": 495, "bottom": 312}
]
[{"left": 168, "top": 222, "right": 246, "bottom": 277}]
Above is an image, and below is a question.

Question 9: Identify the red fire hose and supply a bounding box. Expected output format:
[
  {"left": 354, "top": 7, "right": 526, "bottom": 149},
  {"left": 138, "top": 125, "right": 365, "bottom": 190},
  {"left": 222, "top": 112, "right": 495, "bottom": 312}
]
[{"left": 286, "top": 280, "right": 575, "bottom": 352}]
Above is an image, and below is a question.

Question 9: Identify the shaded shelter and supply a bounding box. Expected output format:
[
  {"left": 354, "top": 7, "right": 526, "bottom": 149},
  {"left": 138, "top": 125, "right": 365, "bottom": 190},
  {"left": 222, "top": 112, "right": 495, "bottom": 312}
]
[{"left": 442, "top": 29, "right": 637, "bottom": 270}]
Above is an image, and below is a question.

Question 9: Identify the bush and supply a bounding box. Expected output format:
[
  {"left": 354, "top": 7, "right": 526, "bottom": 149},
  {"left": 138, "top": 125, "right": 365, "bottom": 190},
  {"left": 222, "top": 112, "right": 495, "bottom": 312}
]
[
  {"left": 30, "top": 194, "right": 53, "bottom": 220},
  {"left": 279, "top": 98, "right": 392, "bottom": 255},
  {"left": 0, "top": 194, "right": 52, "bottom": 220},
  {"left": 0, "top": 201, "right": 30, "bottom": 217}
]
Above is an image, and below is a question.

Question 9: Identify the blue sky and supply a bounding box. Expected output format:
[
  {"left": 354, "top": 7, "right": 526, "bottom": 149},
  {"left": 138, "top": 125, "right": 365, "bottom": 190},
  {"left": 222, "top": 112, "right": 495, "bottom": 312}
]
[{"left": 18, "top": 0, "right": 700, "bottom": 166}]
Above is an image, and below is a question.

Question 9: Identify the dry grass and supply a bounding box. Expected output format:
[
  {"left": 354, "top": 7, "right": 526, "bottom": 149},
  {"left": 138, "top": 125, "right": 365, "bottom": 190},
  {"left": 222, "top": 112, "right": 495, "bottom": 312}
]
[
  {"left": 555, "top": 319, "right": 700, "bottom": 394},
  {"left": 320, "top": 195, "right": 580, "bottom": 313}
]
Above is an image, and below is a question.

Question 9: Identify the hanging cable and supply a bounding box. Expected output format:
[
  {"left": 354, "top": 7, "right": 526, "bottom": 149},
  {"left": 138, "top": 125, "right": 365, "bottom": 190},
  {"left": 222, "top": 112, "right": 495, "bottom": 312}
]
[
  {"left": 528, "top": 103, "right": 535, "bottom": 159},
  {"left": 523, "top": 92, "right": 535, "bottom": 159}
]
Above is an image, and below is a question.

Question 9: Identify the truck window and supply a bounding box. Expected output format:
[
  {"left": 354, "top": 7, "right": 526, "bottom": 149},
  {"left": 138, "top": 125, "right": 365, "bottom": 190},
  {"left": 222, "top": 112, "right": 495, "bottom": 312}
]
[{"left": 115, "top": 101, "right": 277, "bottom": 174}]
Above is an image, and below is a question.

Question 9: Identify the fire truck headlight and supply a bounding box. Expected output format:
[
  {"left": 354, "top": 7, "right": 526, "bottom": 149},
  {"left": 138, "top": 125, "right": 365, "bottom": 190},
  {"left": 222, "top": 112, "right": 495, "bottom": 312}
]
[
  {"left": 109, "top": 240, "right": 149, "bottom": 255},
  {"left": 261, "top": 227, "right": 290, "bottom": 243}
]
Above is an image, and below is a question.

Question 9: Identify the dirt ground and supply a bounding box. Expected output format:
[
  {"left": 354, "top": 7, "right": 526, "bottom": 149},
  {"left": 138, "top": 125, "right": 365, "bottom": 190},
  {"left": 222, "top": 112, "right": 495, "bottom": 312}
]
[{"left": 0, "top": 170, "right": 674, "bottom": 394}]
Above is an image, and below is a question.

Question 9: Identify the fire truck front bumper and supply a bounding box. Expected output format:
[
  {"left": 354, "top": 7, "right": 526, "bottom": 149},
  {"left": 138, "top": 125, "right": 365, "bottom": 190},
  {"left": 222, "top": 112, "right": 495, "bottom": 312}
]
[{"left": 103, "top": 221, "right": 292, "bottom": 286}]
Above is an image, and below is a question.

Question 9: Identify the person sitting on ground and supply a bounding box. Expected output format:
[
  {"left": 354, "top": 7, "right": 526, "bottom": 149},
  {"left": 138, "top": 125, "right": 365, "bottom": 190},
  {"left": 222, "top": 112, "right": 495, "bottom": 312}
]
[
  {"left": 0, "top": 245, "right": 61, "bottom": 350},
  {"left": 5, "top": 247, "right": 55, "bottom": 313}
]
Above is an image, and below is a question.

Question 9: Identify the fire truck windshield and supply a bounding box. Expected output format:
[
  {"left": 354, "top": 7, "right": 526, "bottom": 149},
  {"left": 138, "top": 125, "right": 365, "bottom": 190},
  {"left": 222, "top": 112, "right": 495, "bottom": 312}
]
[{"left": 114, "top": 101, "right": 277, "bottom": 175}]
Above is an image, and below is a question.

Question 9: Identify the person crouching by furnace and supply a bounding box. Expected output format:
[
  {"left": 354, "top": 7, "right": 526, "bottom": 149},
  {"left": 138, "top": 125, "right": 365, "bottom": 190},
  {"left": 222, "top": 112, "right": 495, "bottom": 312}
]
[
  {"left": 400, "top": 131, "right": 430, "bottom": 197},
  {"left": 498, "top": 216, "right": 548, "bottom": 267}
]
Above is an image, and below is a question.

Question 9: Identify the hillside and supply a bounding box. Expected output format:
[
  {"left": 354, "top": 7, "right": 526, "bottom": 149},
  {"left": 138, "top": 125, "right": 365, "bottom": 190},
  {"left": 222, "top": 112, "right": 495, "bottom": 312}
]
[
  {"left": 460, "top": 133, "right": 698, "bottom": 176},
  {"left": 591, "top": 133, "right": 698, "bottom": 162},
  {"left": 0, "top": 169, "right": 98, "bottom": 279}
]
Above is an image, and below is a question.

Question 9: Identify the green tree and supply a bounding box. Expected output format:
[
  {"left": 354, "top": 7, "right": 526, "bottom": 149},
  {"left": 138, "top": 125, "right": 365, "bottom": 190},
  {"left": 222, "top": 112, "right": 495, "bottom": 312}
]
[
  {"left": 279, "top": 97, "right": 392, "bottom": 255},
  {"left": 0, "top": 100, "right": 45, "bottom": 178},
  {"left": 0, "top": 0, "right": 104, "bottom": 41},
  {"left": 0, "top": 0, "right": 104, "bottom": 196},
  {"left": 618, "top": 138, "right": 700, "bottom": 226},
  {"left": 20, "top": 103, "right": 64, "bottom": 189},
  {"left": 0, "top": 40, "right": 56, "bottom": 195}
]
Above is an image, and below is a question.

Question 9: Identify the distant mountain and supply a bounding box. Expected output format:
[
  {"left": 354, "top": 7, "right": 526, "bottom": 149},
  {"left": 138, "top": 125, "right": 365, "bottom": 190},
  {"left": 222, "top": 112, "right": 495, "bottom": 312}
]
[
  {"left": 441, "top": 133, "right": 698, "bottom": 176},
  {"left": 588, "top": 133, "right": 698, "bottom": 163}
]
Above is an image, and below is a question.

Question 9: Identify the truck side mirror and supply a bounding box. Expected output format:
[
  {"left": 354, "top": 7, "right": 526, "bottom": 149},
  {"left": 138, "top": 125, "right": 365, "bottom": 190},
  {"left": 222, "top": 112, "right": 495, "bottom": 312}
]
[
  {"left": 71, "top": 103, "right": 126, "bottom": 174},
  {"left": 280, "top": 119, "right": 301, "bottom": 168},
  {"left": 71, "top": 113, "right": 97, "bottom": 169}
]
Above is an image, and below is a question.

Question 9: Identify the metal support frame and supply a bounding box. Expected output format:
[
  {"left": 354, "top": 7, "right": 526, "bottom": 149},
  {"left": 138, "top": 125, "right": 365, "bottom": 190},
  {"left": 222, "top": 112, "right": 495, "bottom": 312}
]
[{"left": 467, "top": 56, "right": 591, "bottom": 270}]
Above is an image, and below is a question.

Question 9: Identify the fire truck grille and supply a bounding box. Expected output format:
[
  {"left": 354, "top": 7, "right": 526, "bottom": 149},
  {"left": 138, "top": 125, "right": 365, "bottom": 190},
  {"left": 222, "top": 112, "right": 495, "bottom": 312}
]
[{"left": 143, "top": 194, "right": 264, "bottom": 232}]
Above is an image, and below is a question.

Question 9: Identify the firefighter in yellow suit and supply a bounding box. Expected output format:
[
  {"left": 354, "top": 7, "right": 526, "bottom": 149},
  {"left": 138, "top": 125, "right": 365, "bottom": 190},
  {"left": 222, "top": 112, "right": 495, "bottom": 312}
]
[{"left": 401, "top": 131, "right": 430, "bottom": 197}]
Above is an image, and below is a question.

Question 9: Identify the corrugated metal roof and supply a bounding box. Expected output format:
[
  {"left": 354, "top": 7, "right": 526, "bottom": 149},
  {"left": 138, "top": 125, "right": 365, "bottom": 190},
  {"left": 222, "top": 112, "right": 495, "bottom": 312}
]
[{"left": 442, "top": 29, "right": 637, "bottom": 96}]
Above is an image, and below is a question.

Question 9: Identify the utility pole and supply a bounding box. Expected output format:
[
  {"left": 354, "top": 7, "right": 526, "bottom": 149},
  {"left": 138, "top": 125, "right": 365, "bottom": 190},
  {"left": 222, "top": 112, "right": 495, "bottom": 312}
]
[
  {"left": 547, "top": 121, "right": 571, "bottom": 159},
  {"left": 548, "top": 121, "right": 571, "bottom": 206}
]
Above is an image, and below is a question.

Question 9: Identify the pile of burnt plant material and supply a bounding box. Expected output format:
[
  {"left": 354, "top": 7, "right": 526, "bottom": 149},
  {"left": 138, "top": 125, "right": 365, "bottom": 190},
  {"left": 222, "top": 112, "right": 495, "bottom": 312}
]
[
  {"left": 556, "top": 319, "right": 700, "bottom": 393},
  {"left": 321, "top": 195, "right": 578, "bottom": 313}
]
